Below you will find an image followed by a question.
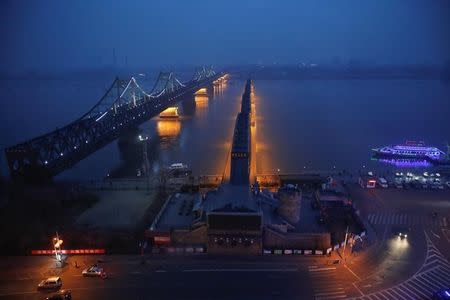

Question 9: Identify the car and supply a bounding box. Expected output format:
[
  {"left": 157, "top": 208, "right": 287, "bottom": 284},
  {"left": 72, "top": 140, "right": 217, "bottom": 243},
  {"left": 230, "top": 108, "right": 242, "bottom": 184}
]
[
  {"left": 37, "top": 277, "right": 62, "bottom": 290},
  {"left": 82, "top": 265, "right": 106, "bottom": 277},
  {"left": 394, "top": 227, "right": 410, "bottom": 239},
  {"left": 432, "top": 288, "right": 450, "bottom": 300},
  {"left": 377, "top": 177, "right": 388, "bottom": 188},
  {"left": 46, "top": 289, "right": 72, "bottom": 300}
]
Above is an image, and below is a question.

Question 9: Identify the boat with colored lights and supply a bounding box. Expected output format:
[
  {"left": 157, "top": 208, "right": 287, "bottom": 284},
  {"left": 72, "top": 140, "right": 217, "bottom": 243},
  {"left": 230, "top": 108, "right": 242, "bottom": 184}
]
[{"left": 372, "top": 141, "right": 450, "bottom": 164}]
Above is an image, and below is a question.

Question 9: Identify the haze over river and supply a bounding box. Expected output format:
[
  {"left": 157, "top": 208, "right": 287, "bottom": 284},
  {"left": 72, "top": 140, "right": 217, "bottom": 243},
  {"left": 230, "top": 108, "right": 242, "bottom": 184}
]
[{"left": 1, "top": 76, "right": 450, "bottom": 180}]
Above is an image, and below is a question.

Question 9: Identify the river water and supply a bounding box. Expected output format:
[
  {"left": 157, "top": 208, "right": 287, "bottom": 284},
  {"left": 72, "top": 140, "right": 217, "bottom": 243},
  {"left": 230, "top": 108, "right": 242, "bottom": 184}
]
[{"left": 1, "top": 77, "right": 449, "bottom": 180}]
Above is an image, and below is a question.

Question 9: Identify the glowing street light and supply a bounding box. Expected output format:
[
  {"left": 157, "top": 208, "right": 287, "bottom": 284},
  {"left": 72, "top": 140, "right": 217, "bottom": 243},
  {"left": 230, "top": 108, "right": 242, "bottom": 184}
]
[
  {"left": 53, "top": 232, "right": 63, "bottom": 262},
  {"left": 138, "top": 135, "right": 150, "bottom": 190}
]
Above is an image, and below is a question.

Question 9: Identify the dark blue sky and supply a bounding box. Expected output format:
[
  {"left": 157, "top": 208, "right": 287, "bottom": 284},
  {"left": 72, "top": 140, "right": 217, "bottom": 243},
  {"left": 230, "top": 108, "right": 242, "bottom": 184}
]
[{"left": 1, "top": 0, "right": 449, "bottom": 71}]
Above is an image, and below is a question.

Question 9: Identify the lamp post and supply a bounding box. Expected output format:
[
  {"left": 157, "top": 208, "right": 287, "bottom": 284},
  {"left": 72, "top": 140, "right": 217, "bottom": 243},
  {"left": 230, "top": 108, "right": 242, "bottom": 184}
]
[
  {"left": 53, "top": 232, "right": 63, "bottom": 263},
  {"left": 342, "top": 225, "right": 349, "bottom": 263},
  {"left": 138, "top": 135, "right": 150, "bottom": 190}
]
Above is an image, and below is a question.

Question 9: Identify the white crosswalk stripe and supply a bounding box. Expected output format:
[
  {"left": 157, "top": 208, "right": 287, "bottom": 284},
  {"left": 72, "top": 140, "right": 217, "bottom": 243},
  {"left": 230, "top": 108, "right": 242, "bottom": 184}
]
[
  {"left": 351, "top": 232, "right": 450, "bottom": 299},
  {"left": 367, "top": 213, "right": 445, "bottom": 227},
  {"left": 308, "top": 266, "right": 347, "bottom": 299}
]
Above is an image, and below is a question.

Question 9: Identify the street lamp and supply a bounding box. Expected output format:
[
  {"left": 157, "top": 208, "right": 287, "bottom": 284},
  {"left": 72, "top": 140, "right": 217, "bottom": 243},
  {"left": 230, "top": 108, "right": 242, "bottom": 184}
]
[
  {"left": 53, "top": 232, "right": 63, "bottom": 263},
  {"left": 138, "top": 135, "right": 150, "bottom": 190}
]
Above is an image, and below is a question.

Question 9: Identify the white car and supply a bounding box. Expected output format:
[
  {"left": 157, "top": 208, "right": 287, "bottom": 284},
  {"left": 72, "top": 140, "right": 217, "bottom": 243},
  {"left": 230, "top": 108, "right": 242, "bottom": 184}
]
[
  {"left": 378, "top": 177, "right": 388, "bottom": 188},
  {"left": 82, "top": 266, "right": 105, "bottom": 277},
  {"left": 37, "top": 277, "right": 62, "bottom": 290}
]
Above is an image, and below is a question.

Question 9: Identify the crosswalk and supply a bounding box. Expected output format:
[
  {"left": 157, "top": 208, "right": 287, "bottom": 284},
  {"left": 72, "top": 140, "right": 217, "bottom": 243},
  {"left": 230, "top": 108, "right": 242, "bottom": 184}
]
[
  {"left": 352, "top": 233, "right": 450, "bottom": 299},
  {"left": 368, "top": 213, "right": 447, "bottom": 227},
  {"left": 308, "top": 266, "right": 348, "bottom": 300}
]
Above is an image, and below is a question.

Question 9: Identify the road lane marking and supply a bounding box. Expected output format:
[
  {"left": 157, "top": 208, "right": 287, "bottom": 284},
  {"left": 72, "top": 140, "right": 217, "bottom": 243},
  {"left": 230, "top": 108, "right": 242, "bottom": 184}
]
[
  {"left": 418, "top": 274, "right": 442, "bottom": 290},
  {"left": 316, "top": 295, "right": 347, "bottom": 300},
  {"left": 308, "top": 267, "right": 336, "bottom": 272},
  {"left": 431, "top": 230, "right": 440, "bottom": 239},
  {"left": 352, "top": 282, "right": 364, "bottom": 296},
  {"left": 182, "top": 268, "right": 298, "bottom": 272},
  {"left": 343, "top": 264, "right": 361, "bottom": 281},
  {"left": 315, "top": 290, "right": 346, "bottom": 296},
  {"left": 389, "top": 288, "right": 410, "bottom": 300}
]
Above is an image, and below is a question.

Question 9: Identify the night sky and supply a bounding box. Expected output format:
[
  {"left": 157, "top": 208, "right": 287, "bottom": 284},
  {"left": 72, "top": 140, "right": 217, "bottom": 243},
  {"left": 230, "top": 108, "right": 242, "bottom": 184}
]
[{"left": 1, "top": 0, "right": 449, "bottom": 72}]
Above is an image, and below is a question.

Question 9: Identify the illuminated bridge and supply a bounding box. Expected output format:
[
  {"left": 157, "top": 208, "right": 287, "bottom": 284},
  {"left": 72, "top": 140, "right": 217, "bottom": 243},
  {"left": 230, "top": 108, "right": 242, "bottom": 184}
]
[{"left": 5, "top": 66, "right": 224, "bottom": 181}]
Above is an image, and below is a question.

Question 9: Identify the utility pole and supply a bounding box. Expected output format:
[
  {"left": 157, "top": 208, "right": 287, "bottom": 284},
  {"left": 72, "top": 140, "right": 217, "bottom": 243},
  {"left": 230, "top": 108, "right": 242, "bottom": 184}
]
[
  {"left": 342, "top": 225, "right": 349, "bottom": 263},
  {"left": 53, "top": 232, "right": 63, "bottom": 265},
  {"left": 139, "top": 135, "right": 150, "bottom": 190}
]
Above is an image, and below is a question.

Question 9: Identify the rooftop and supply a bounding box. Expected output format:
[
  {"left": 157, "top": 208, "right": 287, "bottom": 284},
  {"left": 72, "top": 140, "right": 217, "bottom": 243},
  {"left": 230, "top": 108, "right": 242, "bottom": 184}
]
[
  {"left": 231, "top": 113, "right": 250, "bottom": 153},
  {"left": 153, "top": 185, "right": 260, "bottom": 231},
  {"left": 155, "top": 193, "right": 197, "bottom": 231},
  {"left": 260, "top": 190, "right": 327, "bottom": 234},
  {"left": 202, "top": 184, "right": 258, "bottom": 213}
]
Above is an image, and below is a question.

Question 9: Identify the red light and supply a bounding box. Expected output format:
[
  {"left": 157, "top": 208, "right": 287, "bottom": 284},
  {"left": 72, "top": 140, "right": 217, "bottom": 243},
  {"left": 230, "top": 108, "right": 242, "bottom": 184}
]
[{"left": 32, "top": 249, "right": 105, "bottom": 255}]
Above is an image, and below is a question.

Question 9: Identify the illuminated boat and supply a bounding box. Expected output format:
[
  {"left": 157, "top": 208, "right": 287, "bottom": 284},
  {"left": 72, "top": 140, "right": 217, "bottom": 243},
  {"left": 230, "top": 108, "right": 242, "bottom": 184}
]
[
  {"left": 372, "top": 141, "right": 448, "bottom": 164},
  {"left": 159, "top": 107, "right": 179, "bottom": 119}
]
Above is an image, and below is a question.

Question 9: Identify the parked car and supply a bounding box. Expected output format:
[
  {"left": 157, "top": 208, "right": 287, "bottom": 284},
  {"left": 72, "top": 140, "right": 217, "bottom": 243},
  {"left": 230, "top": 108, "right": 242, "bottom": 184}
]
[
  {"left": 377, "top": 177, "right": 388, "bottom": 188},
  {"left": 82, "top": 265, "right": 106, "bottom": 277},
  {"left": 37, "top": 277, "right": 62, "bottom": 290},
  {"left": 46, "top": 289, "right": 71, "bottom": 300}
]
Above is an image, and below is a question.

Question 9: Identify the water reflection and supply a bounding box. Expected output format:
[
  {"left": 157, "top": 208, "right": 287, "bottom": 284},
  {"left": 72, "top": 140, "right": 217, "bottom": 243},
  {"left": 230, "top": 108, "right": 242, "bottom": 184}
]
[
  {"left": 373, "top": 157, "right": 432, "bottom": 168},
  {"left": 213, "top": 82, "right": 227, "bottom": 97},
  {"left": 194, "top": 95, "right": 209, "bottom": 116},
  {"left": 157, "top": 120, "right": 181, "bottom": 149}
]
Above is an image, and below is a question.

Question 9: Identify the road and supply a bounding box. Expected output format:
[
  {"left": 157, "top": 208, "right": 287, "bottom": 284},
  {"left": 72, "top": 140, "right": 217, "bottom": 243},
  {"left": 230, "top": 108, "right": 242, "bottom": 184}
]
[
  {"left": 344, "top": 185, "right": 450, "bottom": 299},
  {"left": 0, "top": 186, "right": 449, "bottom": 300},
  {"left": 0, "top": 255, "right": 363, "bottom": 300}
]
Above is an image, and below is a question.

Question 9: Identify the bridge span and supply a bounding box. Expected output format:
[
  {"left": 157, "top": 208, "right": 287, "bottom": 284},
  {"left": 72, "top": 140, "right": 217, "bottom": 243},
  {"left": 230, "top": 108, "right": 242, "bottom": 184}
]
[{"left": 5, "top": 67, "right": 225, "bottom": 181}]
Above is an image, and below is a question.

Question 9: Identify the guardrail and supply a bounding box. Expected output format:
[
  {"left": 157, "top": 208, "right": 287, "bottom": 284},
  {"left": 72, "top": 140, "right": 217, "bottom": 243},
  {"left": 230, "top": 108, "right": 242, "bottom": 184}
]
[{"left": 31, "top": 249, "right": 106, "bottom": 255}]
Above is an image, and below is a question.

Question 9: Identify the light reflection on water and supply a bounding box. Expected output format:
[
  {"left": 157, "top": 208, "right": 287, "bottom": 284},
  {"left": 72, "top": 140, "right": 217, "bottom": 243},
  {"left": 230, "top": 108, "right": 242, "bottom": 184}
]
[
  {"left": 3, "top": 77, "right": 448, "bottom": 181},
  {"left": 255, "top": 80, "right": 450, "bottom": 175},
  {"left": 157, "top": 120, "right": 181, "bottom": 137}
]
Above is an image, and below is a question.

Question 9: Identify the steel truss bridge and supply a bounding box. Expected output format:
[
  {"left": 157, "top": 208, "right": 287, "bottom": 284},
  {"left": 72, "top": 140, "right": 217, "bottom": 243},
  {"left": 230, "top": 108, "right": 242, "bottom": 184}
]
[{"left": 5, "top": 66, "right": 221, "bottom": 181}]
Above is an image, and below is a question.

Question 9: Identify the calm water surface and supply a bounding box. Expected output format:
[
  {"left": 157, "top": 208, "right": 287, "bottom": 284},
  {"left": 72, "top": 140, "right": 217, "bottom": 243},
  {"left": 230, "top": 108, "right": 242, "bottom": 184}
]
[{"left": 1, "top": 77, "right": 449, "bottom": 180}]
